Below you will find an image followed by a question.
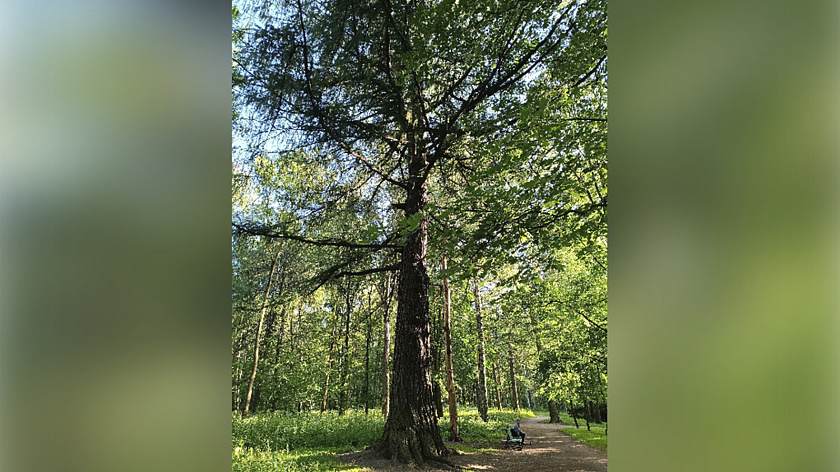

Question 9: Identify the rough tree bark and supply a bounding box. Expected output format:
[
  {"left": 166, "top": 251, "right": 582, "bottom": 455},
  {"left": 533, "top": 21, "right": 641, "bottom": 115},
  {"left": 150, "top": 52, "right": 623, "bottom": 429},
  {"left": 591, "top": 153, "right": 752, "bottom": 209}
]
[
  {"left": 373, "top": 118, "right": 451, "bottom": 467},
  {"left": 473, "top": 280, "right": 489, "bottom": 422},
  {"left": 441, "top": 253, "right": 461, "bottom": 441},
  {"left": 242, "top": 246, "right": 282, "bottom": 418}
]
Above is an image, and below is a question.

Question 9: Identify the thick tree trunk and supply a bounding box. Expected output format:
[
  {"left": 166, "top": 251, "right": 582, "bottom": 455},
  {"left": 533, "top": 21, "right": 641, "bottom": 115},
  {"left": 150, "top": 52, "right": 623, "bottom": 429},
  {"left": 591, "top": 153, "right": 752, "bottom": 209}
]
[
  {"left": 548, "top": 399, "right": 561, "bottom": 423},
  {"left": 242, "top": 246, "right": 282, "bottom": 418},
  {"left": 375, "top": 138, "right": 450, "bottom": 467},
  {"left": 507, "top": 333, "right": 520, "bottom": 412},
  {"left": 441, "top": 253, "right": 461, "bottom": 441},
  {"left": 473, "top": 280, "right": 489, "bottom": 422}
]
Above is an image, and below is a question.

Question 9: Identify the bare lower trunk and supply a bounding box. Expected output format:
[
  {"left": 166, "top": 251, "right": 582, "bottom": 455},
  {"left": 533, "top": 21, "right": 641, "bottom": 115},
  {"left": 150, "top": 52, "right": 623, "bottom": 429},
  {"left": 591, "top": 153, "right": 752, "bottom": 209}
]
[
  {"left": 442, "top": 253, "right": 461, "bottom": 441},
  {"left": 473, "top": 280, "right": 489, "bottom": 422},
  {"left": 242, "top": 246, "right": 282, "bottom": 418},
  {"left": 374, "top": 138, "right": 449, "bottom": 467}
]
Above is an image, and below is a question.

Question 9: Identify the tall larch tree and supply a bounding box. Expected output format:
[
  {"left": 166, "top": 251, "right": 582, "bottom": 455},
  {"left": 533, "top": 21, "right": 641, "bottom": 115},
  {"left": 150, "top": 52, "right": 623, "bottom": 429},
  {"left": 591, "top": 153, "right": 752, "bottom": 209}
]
[{"left": 233, "top": 0, "right": 606, "bottom": 465}]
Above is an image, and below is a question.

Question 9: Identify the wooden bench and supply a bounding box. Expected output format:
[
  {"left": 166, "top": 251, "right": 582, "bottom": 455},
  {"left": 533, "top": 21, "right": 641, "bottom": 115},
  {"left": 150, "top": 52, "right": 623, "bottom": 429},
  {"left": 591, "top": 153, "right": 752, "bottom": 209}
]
[{"left": 503, "top": 427, "right": 524, "bottom": 450}]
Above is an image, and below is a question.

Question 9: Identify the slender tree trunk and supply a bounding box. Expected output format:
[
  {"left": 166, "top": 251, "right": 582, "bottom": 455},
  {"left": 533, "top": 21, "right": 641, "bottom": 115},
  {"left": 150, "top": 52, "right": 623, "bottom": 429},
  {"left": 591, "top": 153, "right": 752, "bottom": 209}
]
[
  {"left": 376, "top": 120, "right": 449, "bottom": 466},
  {"left": 523, "top": 364, "right": 534, "bottom": 410},
  {"left": 234, "top": 351, "right": 245, "bottom": 411},
  {"left": 251, "top": 386, "right": 260, "bottom": 414},
  {"left": 431, "top": 287, "right": 443, "bottom": 418},
  {"left": 507, "top": 332, "right": 520, "bottom": 412},
  {"left": 364, "top": 298, "right": 372, "bottom": 415},
  {"left": 569, "top": 400, "right": 580, "bottom": 428},
  {"left": 379, "top": 267, "right": 394, "bottom": 417},
  {"left": 339, "top": 282, "right": 353, "bottom": 416},
  {"left": 473, "top": 280, "right": 489, "bottom": 422},
  {"left": 242, "top": 246, "right": 282, "bottom": 418},
  {"left": 322, "top": 326, "right": 337, "bottom": 412},
  {"left": 585, "top": 403, "right": 591, "bottom": 431},
  {"left": 441, "top": 253, "right": 461, "bottom": 441},
  {"left": 433, "top": 383, "right": 444, "bottom": 417},
  {"left": 492, "top": 361, "right": 503, "bottom": 410}
]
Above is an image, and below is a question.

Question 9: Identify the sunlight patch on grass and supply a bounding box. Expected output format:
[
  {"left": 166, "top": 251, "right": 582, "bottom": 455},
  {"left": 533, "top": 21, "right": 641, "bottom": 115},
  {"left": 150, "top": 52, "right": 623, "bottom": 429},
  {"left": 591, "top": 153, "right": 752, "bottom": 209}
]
[{"left": 562, "top": 428, "right": 607, "bottom": 451}]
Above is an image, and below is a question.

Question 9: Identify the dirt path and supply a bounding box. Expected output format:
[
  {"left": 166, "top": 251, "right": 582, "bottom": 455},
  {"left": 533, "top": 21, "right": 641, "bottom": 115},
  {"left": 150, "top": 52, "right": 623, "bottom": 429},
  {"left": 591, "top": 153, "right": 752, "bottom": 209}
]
[
  {"left": 450, "top": 415, "right": 606, "bottom": 472},
  {"left": 337, "top": 415, "right": 606, "bottom": 472}
]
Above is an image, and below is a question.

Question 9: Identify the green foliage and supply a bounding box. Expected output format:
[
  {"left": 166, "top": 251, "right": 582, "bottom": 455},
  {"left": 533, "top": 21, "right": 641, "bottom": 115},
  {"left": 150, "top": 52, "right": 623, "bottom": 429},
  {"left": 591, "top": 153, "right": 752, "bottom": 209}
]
[
  {"left": 232, "top": 446, "right": 365, "bottom": 472},
  {"left": 439, "top": 409, "right": 536, "bottom": 443},
  {"left": 232, "top": 0, "right": 607, "bottom": 439},
  {"left": 561, "top": 427, "right": 607, "bottom": 451},
  {"left": 232, "top": 411, "right": 385, "bottom": 451}
]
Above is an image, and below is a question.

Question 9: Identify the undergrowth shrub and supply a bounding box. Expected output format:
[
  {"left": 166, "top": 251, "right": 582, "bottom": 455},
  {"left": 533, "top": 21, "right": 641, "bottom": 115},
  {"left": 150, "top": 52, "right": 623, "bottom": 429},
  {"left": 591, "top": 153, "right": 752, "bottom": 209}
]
[
  {"left": 232, "top": 446, "right": 363, "bottom": 472},
  {"left": 233, "top": 410, "right": 384, "bottom": 451}
]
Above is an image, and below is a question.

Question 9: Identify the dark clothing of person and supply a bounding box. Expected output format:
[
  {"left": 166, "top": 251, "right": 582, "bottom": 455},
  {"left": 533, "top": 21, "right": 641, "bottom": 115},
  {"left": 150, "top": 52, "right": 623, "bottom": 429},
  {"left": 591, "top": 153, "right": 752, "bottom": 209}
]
[{"left": 512, "top": 422, "right": 526, "bottom": 441}]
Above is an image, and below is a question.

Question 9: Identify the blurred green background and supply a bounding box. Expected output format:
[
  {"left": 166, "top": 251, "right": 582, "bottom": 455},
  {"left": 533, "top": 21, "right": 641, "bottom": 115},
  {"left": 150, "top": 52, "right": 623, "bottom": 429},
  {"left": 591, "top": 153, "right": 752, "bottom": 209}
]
[
  {"left": 0, "top": 1, "right": 232, "bottom": 471},
  {"left": 610, "top": 0, "right": 840, "bottom": 471},
  {"left": 1, "top": 0, "right": 838, "bottom": 471}
]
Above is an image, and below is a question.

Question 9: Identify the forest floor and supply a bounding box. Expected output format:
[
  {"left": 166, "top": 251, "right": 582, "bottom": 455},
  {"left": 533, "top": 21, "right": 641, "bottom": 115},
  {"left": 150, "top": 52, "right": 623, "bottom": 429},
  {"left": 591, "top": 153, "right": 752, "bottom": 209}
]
[{"left": 336, "top": 415, "right": 607, "bottom": 472}]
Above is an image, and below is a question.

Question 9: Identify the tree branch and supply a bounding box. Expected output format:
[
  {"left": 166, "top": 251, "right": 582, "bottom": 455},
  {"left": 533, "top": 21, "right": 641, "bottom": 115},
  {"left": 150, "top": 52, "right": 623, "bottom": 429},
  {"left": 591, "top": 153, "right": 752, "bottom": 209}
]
[
  {"left": 233, "top": 223, "right": 403, "bottom": 249},
  {"left": 335, "top": 263, "right": 401, "bottom": 278}
]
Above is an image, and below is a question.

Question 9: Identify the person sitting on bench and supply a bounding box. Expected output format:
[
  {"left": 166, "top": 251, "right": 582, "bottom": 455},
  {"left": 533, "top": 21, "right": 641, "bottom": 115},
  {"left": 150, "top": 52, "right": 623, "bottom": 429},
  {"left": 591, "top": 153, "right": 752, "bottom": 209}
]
[{"left": 511, "top": 419, "right": 526, "bottom": 442}]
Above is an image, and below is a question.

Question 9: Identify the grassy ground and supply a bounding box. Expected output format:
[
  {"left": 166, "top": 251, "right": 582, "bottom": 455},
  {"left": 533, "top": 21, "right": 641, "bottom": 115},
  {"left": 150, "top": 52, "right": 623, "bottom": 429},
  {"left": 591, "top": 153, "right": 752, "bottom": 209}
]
[
  {"left": 561, "top": 427, "right": 607, "bottom": 451},
  {"left": 232, "top": 408, "right": 535, "bottom": 471},
  {"left": 537, "top": 411, "right": 607, "bottom": 450}
]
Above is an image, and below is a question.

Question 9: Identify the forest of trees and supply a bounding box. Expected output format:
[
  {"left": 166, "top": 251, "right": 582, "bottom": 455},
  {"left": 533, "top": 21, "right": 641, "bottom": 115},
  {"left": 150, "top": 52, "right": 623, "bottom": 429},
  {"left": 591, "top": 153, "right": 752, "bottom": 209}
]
[{"left": 232, "top": 0, "right": 606, "bottom": 466}]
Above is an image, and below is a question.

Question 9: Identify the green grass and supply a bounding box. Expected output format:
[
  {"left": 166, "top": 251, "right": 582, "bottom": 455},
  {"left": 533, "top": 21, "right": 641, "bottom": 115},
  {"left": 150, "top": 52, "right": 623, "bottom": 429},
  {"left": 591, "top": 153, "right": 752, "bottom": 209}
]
[
  {"left": 233, "top": 411, "right": 383, "bottom": 472},
  {"left": 232, "top": 445, "right": 367, "bottom": 472},
  {"left": 561, "top": 427, "right": 607, "bottom": 451},
  {"left": 233, "top": 410, "right": 385, "bottom": 451},
  {"left": 232, "top": 408, "right": 538, "bottom": 472},
  {"left": 439, "top": 408, "right": 536, "bottom": 443}
]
